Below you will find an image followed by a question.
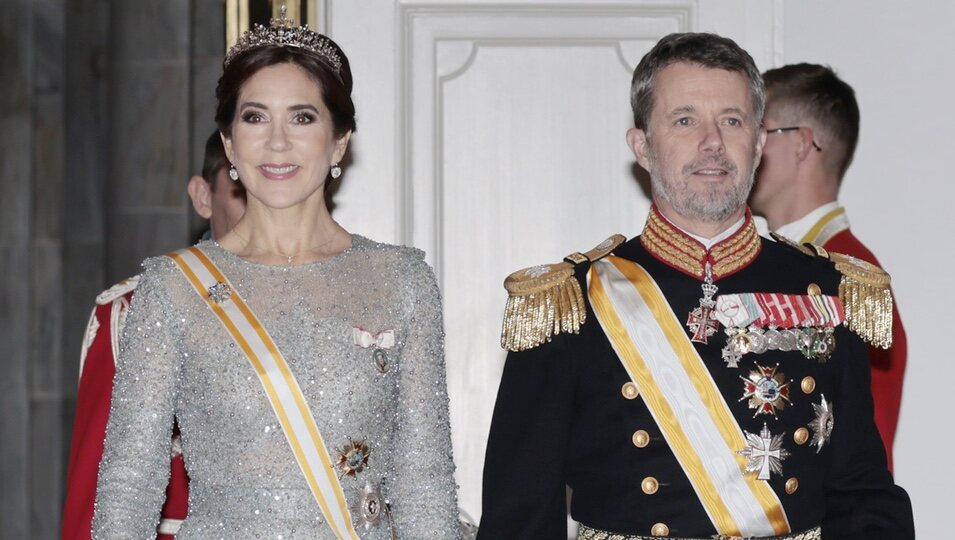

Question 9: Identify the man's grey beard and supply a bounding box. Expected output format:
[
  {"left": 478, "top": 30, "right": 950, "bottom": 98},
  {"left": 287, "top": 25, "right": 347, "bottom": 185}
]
[{"left": 649, "top": 155, "right": 756, "bottom": 223}]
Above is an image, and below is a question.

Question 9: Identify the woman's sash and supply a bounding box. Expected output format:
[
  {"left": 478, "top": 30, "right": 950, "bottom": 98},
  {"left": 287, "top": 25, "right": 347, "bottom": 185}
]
[
  {"left": 587, "top": 256, "right": 789, "bottom": 537},
  {"left": 167, "top": 246, "right": 359, "bottom": 540}
]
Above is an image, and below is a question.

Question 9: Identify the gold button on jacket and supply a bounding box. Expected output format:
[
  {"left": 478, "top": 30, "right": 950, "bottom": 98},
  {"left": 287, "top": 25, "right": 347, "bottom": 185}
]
[
  {"left": 794, "top": 427, "right": 809, "bottom": 445},
  {"left": 786, "top": 477, "right": 800, "bottom": 494}
]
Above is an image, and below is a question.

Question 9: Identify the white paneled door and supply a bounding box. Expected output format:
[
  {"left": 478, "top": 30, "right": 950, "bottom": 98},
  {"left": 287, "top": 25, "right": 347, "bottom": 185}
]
[{"left": 325, "top": 0, "right": 780, "bottom": 527}]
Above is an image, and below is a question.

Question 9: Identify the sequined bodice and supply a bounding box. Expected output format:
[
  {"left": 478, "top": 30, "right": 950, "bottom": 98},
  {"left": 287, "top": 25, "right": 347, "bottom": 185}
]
[{"left": 93, "top": 236, "right": 461, "bottom": 539}]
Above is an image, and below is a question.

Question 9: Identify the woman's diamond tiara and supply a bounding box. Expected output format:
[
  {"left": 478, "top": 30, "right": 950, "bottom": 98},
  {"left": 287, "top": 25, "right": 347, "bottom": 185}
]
[{"left": 223, "top": 5, "right": 342, "bottom": 76}]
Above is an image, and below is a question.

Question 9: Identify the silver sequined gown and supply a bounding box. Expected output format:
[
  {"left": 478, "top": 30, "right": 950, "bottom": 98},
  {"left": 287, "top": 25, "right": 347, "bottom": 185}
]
[{"left": 93, "top": 236, "right": 461, "bottom": 539}]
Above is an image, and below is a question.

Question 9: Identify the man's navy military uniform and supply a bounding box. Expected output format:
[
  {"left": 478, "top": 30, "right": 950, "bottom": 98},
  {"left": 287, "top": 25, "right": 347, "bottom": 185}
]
[{"left": 479, "top": 206, "right": 913, "bottom": 540}]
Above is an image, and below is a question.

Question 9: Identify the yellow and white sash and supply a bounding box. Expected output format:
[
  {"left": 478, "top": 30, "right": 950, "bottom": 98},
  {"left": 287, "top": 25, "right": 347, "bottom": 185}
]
[
  {"left": 167, "top": 246, "right": 359, "bottom": 540},
  {"left": 587, "top": 256, "right": 790, "bottom": 537},
  {"left": 800, "top": 206, "right": 850, "bottom": 246}
]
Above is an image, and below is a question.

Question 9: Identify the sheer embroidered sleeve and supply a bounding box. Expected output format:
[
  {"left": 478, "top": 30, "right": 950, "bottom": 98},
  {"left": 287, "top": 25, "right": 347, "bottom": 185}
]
[
  {"left": 92, "top": 258, "right": 184, "bottom": 538},
  {"left": 388, "top": 253, "right": 462, "bottom": 538}
]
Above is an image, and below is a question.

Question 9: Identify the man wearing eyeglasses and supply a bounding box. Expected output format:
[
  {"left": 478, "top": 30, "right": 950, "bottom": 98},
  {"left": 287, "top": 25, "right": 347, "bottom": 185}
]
[{"left": 750, "top": 63, "right": 906, "bottom": 471}]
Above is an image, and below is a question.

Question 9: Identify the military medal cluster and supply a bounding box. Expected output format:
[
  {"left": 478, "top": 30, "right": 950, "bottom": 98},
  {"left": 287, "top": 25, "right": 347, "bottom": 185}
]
[
  {"left": 715, "top": 291, "right": 844, "bottom": 367},
  {"left": 685, "top": 284, "right": 841, "bottom": 482}
]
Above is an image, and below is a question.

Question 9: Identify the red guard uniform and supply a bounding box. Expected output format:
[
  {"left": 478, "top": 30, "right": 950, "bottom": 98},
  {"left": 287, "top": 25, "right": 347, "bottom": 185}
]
[
  {"left": 776, "top": 204, "right": 906, "bottom": 470},
  {"left": 62, "top": 277, "right": 189, "bottom": 539}
]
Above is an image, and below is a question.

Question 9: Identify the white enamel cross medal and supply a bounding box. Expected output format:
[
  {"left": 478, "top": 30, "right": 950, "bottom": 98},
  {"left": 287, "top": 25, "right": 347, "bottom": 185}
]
[
  {"left": 686, "top": 262, "right": 719, "bottom": 344},
  {"left": 739, "top": 423, "right": 790, "bottom": 480}
]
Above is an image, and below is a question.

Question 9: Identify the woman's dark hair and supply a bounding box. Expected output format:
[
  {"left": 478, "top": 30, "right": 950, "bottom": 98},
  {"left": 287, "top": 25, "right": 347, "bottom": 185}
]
[
  {"left": 215, "top": 42, "right": 356, "bottom": 138},
  {"left": 200, "top": 130, "right": 230, "bottom": 189}
]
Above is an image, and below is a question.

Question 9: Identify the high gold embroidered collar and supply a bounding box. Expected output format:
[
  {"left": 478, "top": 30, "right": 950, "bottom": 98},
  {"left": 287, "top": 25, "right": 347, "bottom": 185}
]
[{"left": 640, "top": 206, "right": 761, "bottom": 280}]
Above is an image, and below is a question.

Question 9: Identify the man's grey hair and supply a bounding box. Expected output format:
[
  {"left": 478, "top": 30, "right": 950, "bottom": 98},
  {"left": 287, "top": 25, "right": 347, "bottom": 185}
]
[{"left": 631, "top": 32, "right": 765, "bottom": 132}]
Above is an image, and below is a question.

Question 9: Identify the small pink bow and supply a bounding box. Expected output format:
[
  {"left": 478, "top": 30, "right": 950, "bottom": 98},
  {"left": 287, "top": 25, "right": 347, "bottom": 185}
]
[{"left": 352, "top": 328, "right": 395, "bottom": 349}]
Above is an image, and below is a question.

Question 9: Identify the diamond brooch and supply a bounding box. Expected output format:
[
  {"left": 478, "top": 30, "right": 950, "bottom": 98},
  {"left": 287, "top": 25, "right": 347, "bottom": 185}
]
[{"left": 207, "top": 281, "right": 232, "bottom": 304}]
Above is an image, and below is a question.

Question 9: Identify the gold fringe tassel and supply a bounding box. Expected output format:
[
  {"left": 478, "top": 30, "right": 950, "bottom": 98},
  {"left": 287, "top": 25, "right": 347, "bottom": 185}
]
[
  {"left": 501, "top": 266, "right": 586, "bottom": 352},
  {"left": 839, "top": 276, "right": 894, "bottom": 349},
  {"left": 830, "top": 252, "right": 893, "bottom": 349}
]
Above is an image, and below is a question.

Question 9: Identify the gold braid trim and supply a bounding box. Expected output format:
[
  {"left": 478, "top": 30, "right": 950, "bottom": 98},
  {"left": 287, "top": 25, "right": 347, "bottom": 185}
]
[
  {"left": 642, "top": 212, "right": 706, "bottom": 277},
  {"left": 642, "top": 208, "right": 760, "bottom": 278},
  {"left": 642, "top": 226, "right": 705, "bottom": 277},
  {"left": 711, "top": 220, "right": 761, "bottom": 277},
  {"left": 500, "top": 235, "right": 626, "bottom": 352},
  {"left": 831, "top": 252, "right": 894, "bottom": 349},
  {"left": 647, "top": 209, "right": 707, "bottom": 256},
  {"left": 711, "top": 219, "right": 752, "bottom": 256}
]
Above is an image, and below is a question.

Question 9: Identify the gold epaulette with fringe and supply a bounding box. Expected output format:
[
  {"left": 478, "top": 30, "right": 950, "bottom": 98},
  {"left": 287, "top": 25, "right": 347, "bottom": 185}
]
[
  {"left": 772, "top": 232, "right": 893, "bottom": 349},
  {"left": 829, "top": 251, "right": 893, "bottom": 349},
  {"left": 501, "top": 234, "right": 626, "bottom": 352}
]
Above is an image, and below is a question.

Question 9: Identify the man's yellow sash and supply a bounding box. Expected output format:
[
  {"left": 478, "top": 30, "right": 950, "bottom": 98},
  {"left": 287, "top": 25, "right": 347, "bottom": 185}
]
[
  {"left": 587, "top": 256, "right": 789, "bottom": 537},
  {"left": 167, "top": 246, "right": 359, "bottom": 540}
]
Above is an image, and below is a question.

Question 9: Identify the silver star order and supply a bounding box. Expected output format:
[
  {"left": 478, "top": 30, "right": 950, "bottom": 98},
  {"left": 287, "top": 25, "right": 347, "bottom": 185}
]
[
  {"left": 350, "top": 481, "right": 386, "bottom": 530},
  {"left": 808, "top": 394, "right": 834, "bottom": 453},
  {"left": 738, "top": 423, "right": 790, "bottom": 480}
]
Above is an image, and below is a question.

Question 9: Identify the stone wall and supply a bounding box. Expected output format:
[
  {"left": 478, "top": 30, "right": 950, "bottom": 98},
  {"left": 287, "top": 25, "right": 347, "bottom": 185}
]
[{"left": 0, "top": 1, "right": 222, "bottom": 537}]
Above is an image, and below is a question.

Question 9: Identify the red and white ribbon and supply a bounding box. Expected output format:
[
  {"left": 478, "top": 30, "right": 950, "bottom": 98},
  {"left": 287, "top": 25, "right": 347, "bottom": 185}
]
[{"left": 715, "top": 293, "right": 844, "bottom": 329}]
